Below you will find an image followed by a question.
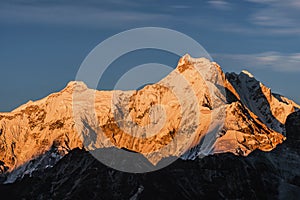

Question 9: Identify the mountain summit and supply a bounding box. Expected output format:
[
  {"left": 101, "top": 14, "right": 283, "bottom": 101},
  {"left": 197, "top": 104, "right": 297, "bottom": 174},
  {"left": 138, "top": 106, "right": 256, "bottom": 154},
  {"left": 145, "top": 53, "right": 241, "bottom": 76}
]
[{"left": 0, "top": 55, "right": 299, "bottom": 181}]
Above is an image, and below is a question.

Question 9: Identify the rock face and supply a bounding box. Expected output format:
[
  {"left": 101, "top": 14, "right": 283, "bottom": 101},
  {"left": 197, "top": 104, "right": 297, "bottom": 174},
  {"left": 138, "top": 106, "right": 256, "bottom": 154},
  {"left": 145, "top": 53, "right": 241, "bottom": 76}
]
[
  {"left": 0, "top": 84, "right": 84, "bottom": 181},
  {"left": 1, "top": 138, "right": 299, "bottom": 200},
  {"left": 1, "top": 111, "right": 299, "bottom": 199},
  {"left": 0, "top": 55, "right": 298, "bottom": 182},
  {"left": 226, "top": 71, "right": 298, "bottom": 134},
  {"left": 285, "top": 110, "right": 300, "bottom": 148}
]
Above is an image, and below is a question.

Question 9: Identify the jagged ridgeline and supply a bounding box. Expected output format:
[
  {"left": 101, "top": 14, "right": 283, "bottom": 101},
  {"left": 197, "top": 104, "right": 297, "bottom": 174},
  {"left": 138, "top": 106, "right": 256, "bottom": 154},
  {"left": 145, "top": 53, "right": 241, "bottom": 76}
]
[{"left": 0, "top": 55, "right": 299, "bottom": 181}]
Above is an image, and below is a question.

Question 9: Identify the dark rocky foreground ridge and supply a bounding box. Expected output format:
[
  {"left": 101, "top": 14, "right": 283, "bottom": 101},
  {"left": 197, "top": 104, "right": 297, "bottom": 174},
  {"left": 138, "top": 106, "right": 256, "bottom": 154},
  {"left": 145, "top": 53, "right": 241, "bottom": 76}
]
[{"left": 0, "top": 111, "right": 299, "bottom": 200}]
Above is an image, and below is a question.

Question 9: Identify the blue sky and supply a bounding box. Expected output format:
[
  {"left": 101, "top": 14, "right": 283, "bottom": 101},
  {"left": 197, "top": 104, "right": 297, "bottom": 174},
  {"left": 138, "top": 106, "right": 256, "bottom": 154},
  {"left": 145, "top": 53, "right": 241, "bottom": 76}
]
[{"left": 0, "top": 0, "right": 300, "bottom": 111}]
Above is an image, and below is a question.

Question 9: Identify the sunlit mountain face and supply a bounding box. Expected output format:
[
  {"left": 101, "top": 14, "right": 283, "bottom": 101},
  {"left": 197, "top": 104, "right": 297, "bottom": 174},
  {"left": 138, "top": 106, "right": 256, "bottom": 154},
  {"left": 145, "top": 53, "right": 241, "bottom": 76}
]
[{"left": 0, "top": 55, "right": 299, "bottom": 199}]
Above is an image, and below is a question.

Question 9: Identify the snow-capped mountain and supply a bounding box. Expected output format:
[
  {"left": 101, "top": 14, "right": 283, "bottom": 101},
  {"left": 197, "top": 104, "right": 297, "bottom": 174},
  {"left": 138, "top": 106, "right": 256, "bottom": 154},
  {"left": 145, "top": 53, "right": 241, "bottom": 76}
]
[
  {"left": 0, "top": 55, "right": 298, "bottom": 183},
  {"left": 226, "top": 70, "right": 299, "bottom": 134}
]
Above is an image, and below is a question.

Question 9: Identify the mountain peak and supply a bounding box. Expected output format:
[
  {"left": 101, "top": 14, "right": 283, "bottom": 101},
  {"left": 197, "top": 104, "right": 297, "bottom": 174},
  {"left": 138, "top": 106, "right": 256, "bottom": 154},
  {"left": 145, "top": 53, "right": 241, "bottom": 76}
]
[
  {"left": 66, "top": 81, "right": 87, "bottom": 89},
  {"left": 241, "top": 70, "right": 254, "bottom": 78},
  {"left": 62, "top": 81, "right": 88, "bottom": 93},
  {"left": 177, "top": 54, "right": 211, "bottom": 67}
]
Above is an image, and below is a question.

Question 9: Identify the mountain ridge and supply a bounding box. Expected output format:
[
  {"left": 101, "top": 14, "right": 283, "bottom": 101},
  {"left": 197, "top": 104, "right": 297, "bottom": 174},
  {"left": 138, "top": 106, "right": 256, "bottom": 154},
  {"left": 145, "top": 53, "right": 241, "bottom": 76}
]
[{"left": 0, "top": 55, "right": 299, "bottom": 182}]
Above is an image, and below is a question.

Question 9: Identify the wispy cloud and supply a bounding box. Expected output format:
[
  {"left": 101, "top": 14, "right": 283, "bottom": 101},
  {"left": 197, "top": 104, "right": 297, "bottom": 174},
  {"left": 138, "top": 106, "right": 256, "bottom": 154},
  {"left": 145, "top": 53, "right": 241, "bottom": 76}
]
[
  {"left": 245, "top": 0, "right": 300, "bottom": 34},
  {"left": 213, "top": 52, "right": 300, "bottom": 72},
  {"left": 0, "top": 1, "right": 172, "bottom": 28},
  {"left": 211, "top": 0, "right": 300, "bottom": 35},
  {"left": 208, "top": 0, "right": 232, "bottom": 10},
  {"left": 1, "top": 0, "right": 300, "bottom": 36},
  {"left": 246, "top": 0, "right": 277, "bottom": 3}
]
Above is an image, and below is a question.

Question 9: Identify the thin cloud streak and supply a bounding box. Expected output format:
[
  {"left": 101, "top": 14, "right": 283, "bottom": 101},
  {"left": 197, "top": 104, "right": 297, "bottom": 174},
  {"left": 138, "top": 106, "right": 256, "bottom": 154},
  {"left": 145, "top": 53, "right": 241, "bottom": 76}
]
[
  {"left": 2, "top": 0, "right": 300, "bottom": 36},
  {"left": 0, "top": 2, "right": 172, "bottom": 28},
  {"left": 208, "top": 0, "right": 232, "bottom": 10},
  {"left": 213, "top": 52, "right": 300, "bottom": 72},
  {"left": 245, "top": 0, "right": 300, "bottom": 34}
]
